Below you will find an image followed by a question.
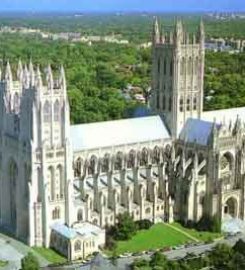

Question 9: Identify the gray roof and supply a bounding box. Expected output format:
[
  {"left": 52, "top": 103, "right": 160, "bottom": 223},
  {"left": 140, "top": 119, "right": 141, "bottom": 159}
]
[
  {"left": 70, "top": 116, "right": 170, "bottom": 151},
  {"left": 179, "top": 118, "right": 219, "bottom": 146}
]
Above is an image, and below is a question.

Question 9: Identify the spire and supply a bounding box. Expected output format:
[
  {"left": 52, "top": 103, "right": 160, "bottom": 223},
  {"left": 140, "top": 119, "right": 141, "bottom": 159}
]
[
  {"left": 5, "top": 61, "right": 13, "bottom": 82},
  {"left": 152, "top": 17, "right": 160, "bottom": 44},
  {"left": 46, "top": 64, "right": 53, "bottom": 90},
  {"left": 59, "top": 65, "right": 66, "bottom": 91},
  {"left": 29, "top": 59, "right": 35, "bottom": 87},
  {"left": 17, "top": 59, "right": 23, "bottom": 81},
  {"left": 35, "top": 65, "right": 43, "bottom": 88},
  {"left": 174, "top": 19, "right": 183, "bottom": 46},
  {"left": 198, "top": 18, "right": 205, "bottom": 45},
  {"left": 23, "top": 64, "right": 30, "bottom": 89}
]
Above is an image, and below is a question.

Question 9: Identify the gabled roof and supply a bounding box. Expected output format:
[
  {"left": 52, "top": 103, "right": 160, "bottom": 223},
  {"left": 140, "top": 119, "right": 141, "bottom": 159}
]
[
  {"left": 70, "top": 116, "right": 170, "bottom": 151},
  {"left": 179, "top": 118, "right": 219, "bottom": 146},
  {"left": 202, "top": 107, "right": 245, "bottom": 124}
]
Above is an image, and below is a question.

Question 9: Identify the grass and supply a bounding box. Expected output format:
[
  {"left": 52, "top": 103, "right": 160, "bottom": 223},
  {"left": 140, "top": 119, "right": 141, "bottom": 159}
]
[
  {"left": 0, "top": 260, "right": 8, "bottom": 267},
  {"left": 172, "top": 222, "right": 223, "bottom": 242},
  {"left": 114, "top": 223, "right": 192, "bottom": 255},
  {"left": 32, "top": 247, "right": 67, "bottom": 264}
]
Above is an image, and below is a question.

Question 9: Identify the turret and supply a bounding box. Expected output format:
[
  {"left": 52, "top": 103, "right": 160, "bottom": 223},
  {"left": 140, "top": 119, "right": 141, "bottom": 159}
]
[
  {"left": 17, "top": 60, "right": 23, "bottom": 81},
  {"left": 198, "top": 19, "right": 205, "bottom": 46},
  {"left": 29, "top": 60, "right": 35, "bottom": 87},
  {"left": 152, "top": 17, "right": 160, "bottom": 44},
  {"left": 35, "top": 65, "right": 43, "bottom": 89},
  {"left": 23, "top": 64, "right": 30, "bottom": 89},
  {"left": 59, "top": 65, "right": 66, "bottom": 93},
  {"left": 174, "top": 19, "right": 183, "bottom": 47},
  {"left": 5, "top": 61, "right": 13, "bottom": 83},
  {"left": 46, "top": 64, "right": 53, "bottom": 90}
]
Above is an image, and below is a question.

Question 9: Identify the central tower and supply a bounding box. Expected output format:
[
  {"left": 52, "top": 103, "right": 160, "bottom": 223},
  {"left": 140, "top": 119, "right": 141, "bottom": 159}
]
[{"left": 150, "top": 18, "right": 205, "bottom": 138}]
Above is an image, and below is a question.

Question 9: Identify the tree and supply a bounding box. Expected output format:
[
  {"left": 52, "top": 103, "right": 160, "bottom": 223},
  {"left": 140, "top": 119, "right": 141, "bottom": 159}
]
[
  {"left": 114, "top": 212, "right": 137, "bottom": 241},
  {"left": 208, "top": 243, "right": 233, "bottom": 269},
  {"left": 150, "top": 252, "right": 168, "bottom": 268},
  {"left": 21, "top": 252, "right": 39, "bottom": 270}
]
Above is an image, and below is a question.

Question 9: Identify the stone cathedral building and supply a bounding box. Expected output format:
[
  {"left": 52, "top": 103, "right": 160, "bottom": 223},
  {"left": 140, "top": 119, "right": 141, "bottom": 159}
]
[{"left": 0, "top": 19, "right": 245, "bottom": 260}]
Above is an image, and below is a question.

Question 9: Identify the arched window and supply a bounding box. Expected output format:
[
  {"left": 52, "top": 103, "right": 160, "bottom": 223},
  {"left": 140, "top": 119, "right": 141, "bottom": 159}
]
[
  {"left": 180, "top": 57, "right": 185, "bottom": 76},
  {"left": 156, "top": 91, "right": 160, "bottom": 109},
  {"left": 101, "top": 154, "right": 110, "bottom": 173},
  {"left": 186, "top": 97, "right": 191, "bottom": 111},
  {"left": 193, "top": 96, "right": 197, "bottom": 110},
  {"left": 74, "top": 240, "right": 81, "bottom": 252},
  {"left": 163, "top": 58, "right": 167, "bottom": 75},
  {"left": 195, "top": 57, "right": 199, "bottom": 75},
  {"left": 114, "top": 152, "right": 123, "bottom": 171},
  {"left": 188, "top": 57, "right": 192, "bottom": 75},
  {"left": 158, "top": 58, "right": 161, "bottom": 74},
  {"left": 43, "top": 101, "right": 51, "bottom": 123},
  {"left": 48, "top": 166, "right": 55, "bottom": 201},
  {"left": 170, "top": 60, "right": 173, "bottom": 76},
  {"left": 88, "top": 156, "right": 97, "bottom": 175},
  {"left": 169, "top": 97, "right": 172, "bottom": 111},
  {"left": 77, "top": 209, "right": 83, "bottom": 221},
  {"left": 152, "top": 146, "right": 161, "bottom": 164},
  {"left": 54, "top": 100, "right": 60, "bottom": 122},
  {"left": 162, "top": 95, "right": 166, "bottom": 110},
  {"left": 74, "top": 158, "right": 82, "bottom": 177},
  {"left": 13, "top": 93, "right": 19, "bottom": 113},
  {"left": 52, "top": 207, "right": 60, "bottom": 219},
  {"left": 140, "top": 148, "right": 148, "bottom": 166},
  {"left": 127, "top": 150, "right": 135, "bottom": 168},
  {"left": 57, "top": 165, "right": 64, "bottom": 199},
  {"left": 179, "top": 96, "right": 184, "bottom": 112}
]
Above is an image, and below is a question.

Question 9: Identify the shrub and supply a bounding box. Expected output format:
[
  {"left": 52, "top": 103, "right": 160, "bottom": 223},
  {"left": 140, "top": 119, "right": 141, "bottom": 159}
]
[
  {"left": 135, "top": 219, "right": 153, "bottom": 230},
  {"left": 21, "top": 252, "right": 39, "bottom": 270}
]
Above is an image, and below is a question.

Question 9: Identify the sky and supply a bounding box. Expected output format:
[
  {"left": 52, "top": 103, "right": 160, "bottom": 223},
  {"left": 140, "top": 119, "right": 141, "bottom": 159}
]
[{"left": 0, "top": 0, "right": 244, "bottom": 12}]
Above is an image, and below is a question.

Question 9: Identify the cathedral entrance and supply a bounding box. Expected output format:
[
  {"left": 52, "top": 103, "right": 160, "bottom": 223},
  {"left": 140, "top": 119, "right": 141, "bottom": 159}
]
[{"left": 224, "top": 197, "right": 238, "bottom": 218}]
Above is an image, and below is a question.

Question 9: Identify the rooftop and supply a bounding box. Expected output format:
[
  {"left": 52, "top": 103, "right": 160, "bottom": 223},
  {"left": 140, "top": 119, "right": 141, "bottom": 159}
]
[{"left": 70, "top": 115, "right": 170, "bottom": 151}]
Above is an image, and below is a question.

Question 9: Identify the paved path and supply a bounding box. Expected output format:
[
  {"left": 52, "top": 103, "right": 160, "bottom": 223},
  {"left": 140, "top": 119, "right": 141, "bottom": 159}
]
[
  {"left": 164, "top": 223, "right": 199, "bottom": 242},
  {"left": 0, "top": 232, "right": 49, "bottom": 270}
]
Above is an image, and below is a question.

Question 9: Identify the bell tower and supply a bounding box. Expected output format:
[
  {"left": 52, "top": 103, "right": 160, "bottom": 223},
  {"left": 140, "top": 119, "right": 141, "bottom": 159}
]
[{"left": 150, "top": 18, "right": 205, "bottom": 138}]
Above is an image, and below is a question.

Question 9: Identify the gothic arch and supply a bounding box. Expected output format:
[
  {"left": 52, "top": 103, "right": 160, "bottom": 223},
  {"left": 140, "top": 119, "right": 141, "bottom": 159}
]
[
  {"left": 43, "top": 100, "right": 51, "bottom": 123},
  {"left": 140, "top": 148, "right": 149, "bottom": 166},
  {"left": 224, "top": 197, "right": 238, "bottom": 218},
  {"left": 180, "top": 57, "right": 185, "bottom": 76},
  {"left": 220, "top": 152, "right": 234, "bottom": 171},
  {"left": 101, "top": 153, "right": 110, "bottom": 173},
  {"left": 152, "top": 146, "right": 161, "bottom": 164},
  {"left": 54, "top": 100, "right": 60, "bottom": 122},
  {"left": 74, "top": 157, "right": 83, "bottom": 177},
  {"left": 13, "top": 92, "right": 19, "bottom": 113},
  {"left": 8, "top": 158, "right": 18, "bottom": 228},
  {"left": 188, "top": 57, "right": 192, "bottom": 75},
  {"left": 52, "top": 207, "right": 60, "bottom": 220},
  {"left": 74, "top": 240, "right": 81, "bottom": 252},
  {"left": 48, "top": 166, "right": 55, "bottom": 201},
  {"left": 57, "top": 165, "right": 64, "bottom": 199},
  {"left": 77, "top": 209, "right": 83, "bottom": 222},
  {"left": 114, "top": 152, "right": 123, "bottom": 171},
  {"left": 88, "top": 155, "right": 98, "bottom": 175},
  {"left": 127, "top": 150, "right": 136, "bottom": 168}
]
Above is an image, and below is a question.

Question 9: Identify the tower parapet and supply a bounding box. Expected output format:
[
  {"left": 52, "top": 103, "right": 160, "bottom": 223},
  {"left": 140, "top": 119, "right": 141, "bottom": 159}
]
[{"left": 151, "top": 18, "right": 205, "bottom": 138}]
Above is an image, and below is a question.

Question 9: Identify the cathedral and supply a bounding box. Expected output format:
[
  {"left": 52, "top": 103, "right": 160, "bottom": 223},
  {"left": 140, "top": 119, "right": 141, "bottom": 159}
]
[{"left": 0, "top": 19, "right": 245, "bottom": 260}]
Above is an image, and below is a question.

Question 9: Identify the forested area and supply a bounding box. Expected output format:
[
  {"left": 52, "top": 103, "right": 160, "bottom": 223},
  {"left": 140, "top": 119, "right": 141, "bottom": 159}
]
[
  {"left": 0, "top": 21, "right": 245, "bottom": 125},
  {"left": 1, "top": 14, "right": 245, "bottom": 42}
]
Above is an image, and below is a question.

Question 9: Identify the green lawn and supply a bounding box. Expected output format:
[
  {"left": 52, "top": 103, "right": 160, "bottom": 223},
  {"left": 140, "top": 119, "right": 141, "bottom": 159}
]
[
  {"left": 0, "top": 260, "right": 8, "bottom": 268},
  {"left": 115, "top": 223, "right": 192, "bottom": 255},
  {"left": 33, "top": 247, "right": 67, "bottom": 264},
  {"left": 172, "top": 222, "right": 223, "bottom": 242}
]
